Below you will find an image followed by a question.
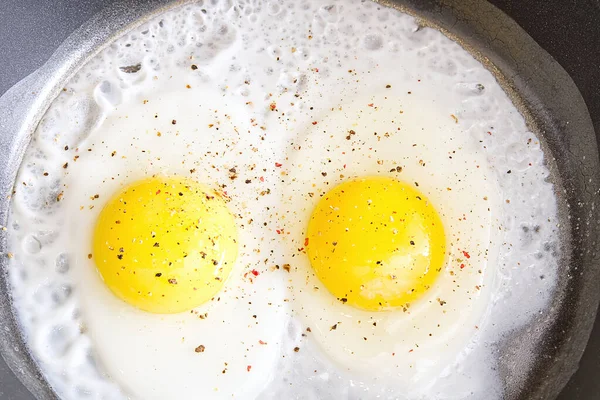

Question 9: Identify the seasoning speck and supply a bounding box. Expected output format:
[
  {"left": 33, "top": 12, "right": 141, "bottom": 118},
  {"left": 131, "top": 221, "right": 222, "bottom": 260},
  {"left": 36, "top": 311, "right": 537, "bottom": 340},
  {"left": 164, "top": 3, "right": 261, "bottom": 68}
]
[{"left": 195, "top": 345, "right": 205, "bottom": 353}]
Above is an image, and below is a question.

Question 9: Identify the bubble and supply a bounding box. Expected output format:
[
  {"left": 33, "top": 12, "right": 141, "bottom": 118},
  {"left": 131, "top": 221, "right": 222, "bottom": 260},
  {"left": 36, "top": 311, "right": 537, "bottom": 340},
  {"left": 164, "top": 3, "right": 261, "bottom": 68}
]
[
  {"left": 454, "top": 82, "right": 486, "bottom": 96},
  {"left": 388, "top": 41, "right": 400, "bottom": 53},
  {"left": 267, "top": 46, "right": 281, "bottom": 59},
  {"left": 52, "top": 284, "right": 73, "bottom": 306},
  {"left": 238, "top": 86, "right": 250, "bottom": 96},
  {"left": 377, "top": 10, "right": 390, "bottom": 22},
  {"left": 94, "top": 80, "right": 122, "bottom": 108},
  {"left": 427, "top": 57, "right": 458, "bottom": 76},
  {"left": 293, "top": 47, "right": 311, "bottom": 61},
  {"left": 41, "top": 325, "right": 74, "bottom": 359},
  {"left": 75, "top": 386, "right": 93, "bottom": 398},
  {"left": 267, "top": 1, "right": 281, "bottom": 15},
  {"left": 55, "top": 253, "right": 70, "bottom": 274},
  {"left": 65, "top": 96, "right": 104, "bottom": 146},
  {"left": 22, "top": 235, "right": 42, "bottom": 254},
  {"left": 318, "top": 5, "right": 341, "bottom": 23},
  {"left": 17, "top": 178, "right": 63, "bottom": 215},
  {"left": 363, "top": 34, "right": 383, "bottom": 50}
]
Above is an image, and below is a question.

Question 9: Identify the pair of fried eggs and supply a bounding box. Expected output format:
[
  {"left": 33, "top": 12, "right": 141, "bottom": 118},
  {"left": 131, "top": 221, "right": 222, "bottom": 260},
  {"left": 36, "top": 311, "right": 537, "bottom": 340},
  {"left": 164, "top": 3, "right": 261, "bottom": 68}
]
[
  {"left": 61, "top": 84, "right": 498, "bottom": 400},
  {"left": 6, "top": 0, "right": 557, "bottom": 398}
]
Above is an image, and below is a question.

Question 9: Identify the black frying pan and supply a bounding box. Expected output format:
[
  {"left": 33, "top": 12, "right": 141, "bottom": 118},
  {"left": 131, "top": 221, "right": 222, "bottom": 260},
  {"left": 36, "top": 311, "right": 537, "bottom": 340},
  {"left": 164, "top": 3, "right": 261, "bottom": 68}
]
[{"left": 0, "top": 1, "right": 598, "bottom": 399}]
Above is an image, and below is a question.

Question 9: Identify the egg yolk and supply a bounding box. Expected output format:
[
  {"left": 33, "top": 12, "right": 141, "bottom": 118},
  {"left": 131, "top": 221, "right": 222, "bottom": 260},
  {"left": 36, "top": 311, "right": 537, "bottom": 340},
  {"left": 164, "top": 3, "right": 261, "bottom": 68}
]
[
  {"left": 92, "top": 176, "right": 237, "bottom": 314},
  {"left": 306, "top": 177, "right": 446, "bottom": 311}
]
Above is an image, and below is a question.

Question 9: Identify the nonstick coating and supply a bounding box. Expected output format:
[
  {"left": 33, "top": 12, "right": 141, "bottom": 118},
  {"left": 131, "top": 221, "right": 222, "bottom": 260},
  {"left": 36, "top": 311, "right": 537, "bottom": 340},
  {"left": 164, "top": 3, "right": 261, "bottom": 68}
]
[{"left": 0, "top": 1, "right": 598, "bottom": 399}]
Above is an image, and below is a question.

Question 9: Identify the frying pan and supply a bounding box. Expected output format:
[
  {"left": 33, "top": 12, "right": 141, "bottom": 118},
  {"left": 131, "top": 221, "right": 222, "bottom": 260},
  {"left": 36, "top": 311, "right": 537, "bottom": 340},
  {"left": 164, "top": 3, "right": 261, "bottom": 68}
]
[{"left": 0, "top": 0, "right": 598, "bottom": 399}]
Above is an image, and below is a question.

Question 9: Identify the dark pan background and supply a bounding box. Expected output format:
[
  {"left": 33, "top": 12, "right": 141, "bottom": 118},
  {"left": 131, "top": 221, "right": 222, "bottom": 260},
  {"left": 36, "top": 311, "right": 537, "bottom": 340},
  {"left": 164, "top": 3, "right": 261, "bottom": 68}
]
[{"left": 0, "top": 0, "right": 598, "bottom": 399}]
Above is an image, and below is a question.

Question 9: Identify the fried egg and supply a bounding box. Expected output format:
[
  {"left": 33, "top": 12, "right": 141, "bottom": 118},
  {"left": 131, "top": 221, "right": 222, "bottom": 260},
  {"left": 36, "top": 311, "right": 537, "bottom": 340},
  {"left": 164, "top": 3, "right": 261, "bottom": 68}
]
[
  {"left": 277, "top": 89, "right": 503, "bottom": 395},
  {"left": 5, "top": 0, "right": 561, "bottom": 399}
]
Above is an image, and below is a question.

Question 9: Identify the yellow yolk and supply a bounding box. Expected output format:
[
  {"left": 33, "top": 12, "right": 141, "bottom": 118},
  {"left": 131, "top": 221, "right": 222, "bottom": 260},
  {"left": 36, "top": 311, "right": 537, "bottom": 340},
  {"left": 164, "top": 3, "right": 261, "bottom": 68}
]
[
  {"left": 306, "top": 177, "right": 446, "bottom": 311},
  {"left": 92, "top": 176, "right": 237, "bottom": 314}
]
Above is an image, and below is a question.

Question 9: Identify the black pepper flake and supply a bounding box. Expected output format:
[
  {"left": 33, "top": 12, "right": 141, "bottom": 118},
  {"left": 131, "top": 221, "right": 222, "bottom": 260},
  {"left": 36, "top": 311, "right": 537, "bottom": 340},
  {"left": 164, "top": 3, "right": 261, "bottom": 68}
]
[
  {"left": 179, "top": 192, "right": 184, "bottom": 196},
  {"left": 155, "top": 273, "right": 162, "bottom": 277},
  {"left": 245, "top": 179, "right": 252, "bottom": 184},
  {"left": 168, "top": 278, "right": 178, "bottom": 284},
  {"left": 385, "top": 84, "right": 391, "bottom": 88},
  {"left": 119, "top": 63, "right": 142, "bottom": 74},
  {"left": 153, "top": 242, "right": 160, "bottom": 247},
  {"left": 410, "top": 240, "right": 415, "bottom": 246},
  {"left": 293, "top": 347, "right": 300, "bottom": 352},
  {"left": 172, "top": 119, "right": 177, "bottom": 125},
  {"left": 345, "top": 130, "right": 356, "bottom": 140},
  {"left": 339, "top": 297, "right": 348, "bottom": 303},
  {"left": 321, "top": 172, "right": 327, "bottom": 177},
  {"left": 212, "top": 259, "right": 219, "bottom": 266},
  {"left": 117, "top": 254, "right": 123, "bottom": 260},
  {"left": 63, "top": 162, "right": 68, "bottom": 169},
  {"left": 507, "top": 170, "right": 512, "bottom": 174},
  {"left": 330, "top": 323, "right": 338, "bottom": 331},
  {"left": 191, "top": 64, "right": 198, "bottom": 70},
  {"left": 195, "top": 345, "right": 205, "bottom": 353}
]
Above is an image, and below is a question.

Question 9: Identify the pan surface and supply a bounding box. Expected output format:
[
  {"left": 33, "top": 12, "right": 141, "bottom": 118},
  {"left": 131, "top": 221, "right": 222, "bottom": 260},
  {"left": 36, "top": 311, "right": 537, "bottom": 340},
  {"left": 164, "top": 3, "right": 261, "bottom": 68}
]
[{"left": 0, "top": 1, "right": 598, "bottom": 399}]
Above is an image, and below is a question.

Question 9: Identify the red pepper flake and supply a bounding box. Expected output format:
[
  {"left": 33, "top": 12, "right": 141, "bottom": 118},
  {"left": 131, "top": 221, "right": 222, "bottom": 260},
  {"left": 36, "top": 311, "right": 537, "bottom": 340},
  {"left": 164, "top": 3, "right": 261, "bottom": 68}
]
[
  {"left": 304, "top": 237, "right": 309, "bottom": 247},
  {"left": 312, "top": 121, "right": 318, "bottom": 125},
  {"left": 460, "top": 264, "right": 465, "bottom": 269},
  {"left": 368, "top": 103, "right": 374, "bottom": 107},
  {"left": 343, "top": 164, "right": 346, "bottom": 169},
  {"left": 275, "top": 162, "right": 283, "bottom": 168},
  {"left": 276, "top": 229, "right": 282, "bottom": 234},
  {"left": 408, "top": 349, "right": 414, "bottom": 353},
  {"left": 247, "top": 365, "right": 252, "bottom": 372},
  {"left": 251, "top": 269, "right": 260, "bottom": 276},
  {"left": 462, "top": 251, "right": 471, "bottom": 259},
  {"left": 259, "top": 176, "right": 265, "bottom": 182},
  {"left": 156, "top": 190, "right": 161, "bottom": 195},
  {"left": 269, "top": 102, "right": 277, "bottom": 111},
  {"left": 259, "top": 340, "right": 267, "bottom": 345}
]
